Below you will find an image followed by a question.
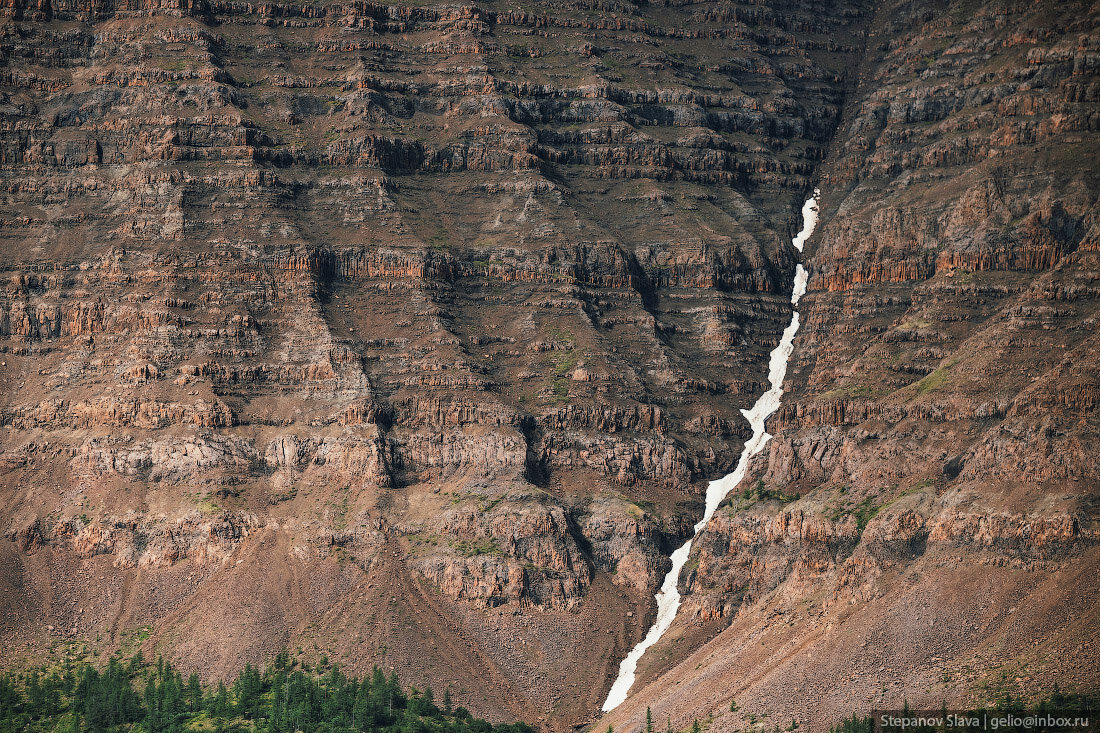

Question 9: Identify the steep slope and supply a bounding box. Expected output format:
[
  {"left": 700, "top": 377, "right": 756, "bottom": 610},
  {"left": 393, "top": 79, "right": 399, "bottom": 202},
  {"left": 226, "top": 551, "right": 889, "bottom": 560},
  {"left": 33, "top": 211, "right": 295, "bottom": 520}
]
[
  {"left": 603, "top": 192, "right": 818, "bottom": 714},
  {"left": 0, "top": 0, "right": 873, "bottom": 728},
  {"left": 601, "top": 1, "right": 1100, "bottom": 730}
]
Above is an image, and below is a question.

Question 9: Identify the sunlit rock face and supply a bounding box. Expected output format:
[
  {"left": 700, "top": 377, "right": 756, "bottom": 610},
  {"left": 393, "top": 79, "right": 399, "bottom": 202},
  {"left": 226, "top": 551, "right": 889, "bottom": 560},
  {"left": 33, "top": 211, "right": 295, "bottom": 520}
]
[
  {"left": 3, "top": 0, "right": 1098, "bottom": 730},
  {"left": 0, "top": 0, "right": 870, "bottom": 727},
  {"left": 599, "top": 1, "right": 1100, "bottom": 732}
]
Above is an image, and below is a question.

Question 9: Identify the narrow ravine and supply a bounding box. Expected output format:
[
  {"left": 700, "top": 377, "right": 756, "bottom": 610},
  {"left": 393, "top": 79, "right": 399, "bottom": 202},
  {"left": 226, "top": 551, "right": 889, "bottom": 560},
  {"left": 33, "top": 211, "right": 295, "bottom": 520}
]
[{"left": 602, "top": 191, "right": 820, "bottom": 712}]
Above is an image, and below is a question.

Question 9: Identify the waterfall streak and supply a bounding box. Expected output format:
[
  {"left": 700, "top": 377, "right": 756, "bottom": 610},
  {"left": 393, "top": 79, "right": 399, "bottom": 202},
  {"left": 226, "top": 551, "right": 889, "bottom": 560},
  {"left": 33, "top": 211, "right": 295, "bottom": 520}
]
[{"left": 601, "top": 191, "right": 820, "bottom": 712}]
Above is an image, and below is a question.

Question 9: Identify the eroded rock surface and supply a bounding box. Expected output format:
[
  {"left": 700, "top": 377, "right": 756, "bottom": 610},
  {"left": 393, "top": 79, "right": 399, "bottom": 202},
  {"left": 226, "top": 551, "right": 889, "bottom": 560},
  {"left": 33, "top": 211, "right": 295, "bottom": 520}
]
[
  {"left": 0, "top": 0, "right": 871, "bottom": 727},
  {"left": 2, "top": 0, "right": 1098, "bottom": 730},
  {"left": 604, "top": 1, "right": 1100, "bottom": 731}
]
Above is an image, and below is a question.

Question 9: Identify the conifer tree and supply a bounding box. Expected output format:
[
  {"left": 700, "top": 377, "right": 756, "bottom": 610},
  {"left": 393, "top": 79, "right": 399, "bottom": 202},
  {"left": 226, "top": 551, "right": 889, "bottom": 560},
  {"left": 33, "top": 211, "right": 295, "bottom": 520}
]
[
  {"left": 185, "top": 672, "right": 202, "bottom": 712},
  {"left": 208, "top": 680, "right": 230, "bottom": 718}
]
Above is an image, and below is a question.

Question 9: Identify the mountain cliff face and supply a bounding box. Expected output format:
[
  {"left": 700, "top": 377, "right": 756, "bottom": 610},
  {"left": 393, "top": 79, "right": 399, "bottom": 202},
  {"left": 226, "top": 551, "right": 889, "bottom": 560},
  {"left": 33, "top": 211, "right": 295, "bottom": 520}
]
[
  {"left": 601, "top": 1, "right": 1100, "bottom": 731},
  {"left": 0, "top": 0, "right": 869, "bottom": 726},
  {"left": 1, "top": 0, "right": 1097, "bottom": 730}
]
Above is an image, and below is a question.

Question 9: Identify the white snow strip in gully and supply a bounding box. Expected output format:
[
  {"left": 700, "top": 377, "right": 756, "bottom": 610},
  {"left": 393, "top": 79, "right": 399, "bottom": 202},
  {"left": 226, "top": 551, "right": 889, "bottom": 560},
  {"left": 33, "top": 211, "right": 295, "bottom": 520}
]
[{"left": 602, "top": 190, "right": 820, "bottom": 712}]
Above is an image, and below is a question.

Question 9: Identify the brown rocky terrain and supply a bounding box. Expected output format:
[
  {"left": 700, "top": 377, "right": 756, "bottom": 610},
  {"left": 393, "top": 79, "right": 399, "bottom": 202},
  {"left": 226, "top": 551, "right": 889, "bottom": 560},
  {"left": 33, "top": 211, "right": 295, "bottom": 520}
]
[
  {"left": 601, "top": 1, "right": 1100, "bottom": 731},
  {"left": 1, "top": 0, "right": 1098, "bottom": 730},
  {"left": 0, "top": 0, "right": 869, "bottom": 727}
]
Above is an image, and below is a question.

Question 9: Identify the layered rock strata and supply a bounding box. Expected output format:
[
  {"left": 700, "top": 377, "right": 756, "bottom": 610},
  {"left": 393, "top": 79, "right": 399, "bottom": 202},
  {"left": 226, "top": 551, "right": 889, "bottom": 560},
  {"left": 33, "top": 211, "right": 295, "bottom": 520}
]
[
  {"left": 602, "top": 0, "right": 1100, "bottom": 730},
  {"left": 0, "top": 0, "right": 871, "bottom": 728}
]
